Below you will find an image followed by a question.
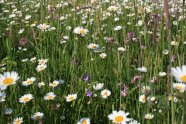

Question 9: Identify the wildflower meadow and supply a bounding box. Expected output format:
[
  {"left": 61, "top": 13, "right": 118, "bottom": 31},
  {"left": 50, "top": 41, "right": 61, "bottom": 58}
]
[{"left": 0, "top": 0, "right": 186, "bottom": 124}]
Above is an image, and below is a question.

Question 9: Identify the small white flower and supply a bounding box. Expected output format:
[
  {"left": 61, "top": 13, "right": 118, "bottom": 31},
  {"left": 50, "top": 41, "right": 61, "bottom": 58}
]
[
  {"left": 13, "top": 117, "right": 23, "bottom": 124},
  {"left": 73, "top": 27, "right": 88, "bottom": 36},
  {"left": 63, "top": 36, "right": 69, "bottom": 40},
  {"left": 144, "top": 113, "right": 154, "bottom": 120},
  {"left": 77, "top": 118, "right": 90, "bottom": 124},
  {"left": 22, "top": 77, "right": 36, "bottom": 86},
  {"left": 19, "top": 94, "right": 33, "bottom": 103},
  {"left": 114, "top": 26, "right": 122, "bottom": 31},
  {"left": 38, "top": 82, "right": 45, "bottom": 88},
  {"left": 101, "top": 89, "right": 111, "bottom": 99},
  {"left": 31, "top": 112, "right": 44, "bottom": 120},
  {"left": 36, "top": 64, "right": 47, "bottom": 72},
  {"left": 38, "top": 59, "right": 48, "bottom": 65},
  {"left": 173, "top": 83, "right": 186, "bottom": 93},
  {"left": 37, "top": 23, "right": 50, "bottom": 31},
  {"left": 25, "top": 15, "right": 31, "bottom": 20},
  {"left": 44, "top": 92, "right": 56, "bottom": 100},
  {"left": 150, "top": 96, "right": 156, "bottom": 102},
  {"left": 171, "top": 41, "right": 178, "bottom": 46},
  {"left": 137, "top": 20, "right": 143, "bottom": 26},
  {"left": 171, "top": 65, "right": 186, "bottom": 83},
  {"left": 129, "top": 120, "right": 140, "bottom": 124},
  {"left": 49, "top": 80, "right": 60, "bottom": 88},
  {"left": 66, "top": 94, "right": 77, "bottom": 102},
  {"left": 100, "top": 53, "right": 107, "bottom": 58},
  {"left": 30, "top": 57, "right": 36, "bottom": 62},
  {"left": 18, "top": 29, "right": 24, "bottom": 34},
  {"left": 118, "top": 47, "right": 126, "bottom": 52},
  {"left": 162, "top": 49, "right": 169, "bottom": 55},
  {"left": 93, "top": 83, "right": 104, "bottom": 90},
  {"left": 139, "top": 94, "right": 146, "bottom": 103},
  {"left": 87, "top": 43, "right": 99, "bottom": 50},
  {"left": 137, "top": 66, "right": 147, "bottom": 72},
  {"left": 60, "top": 40, "right": 67, "bottom": 44},
  {"left": 108, "top": 110, "right": 131, "bottom": 123},
  {"left": 108, "top": 6, "right": 119, "bottom": 12},
  {"left": 159, "top": 72, "right": 167, "bottom": 77}
]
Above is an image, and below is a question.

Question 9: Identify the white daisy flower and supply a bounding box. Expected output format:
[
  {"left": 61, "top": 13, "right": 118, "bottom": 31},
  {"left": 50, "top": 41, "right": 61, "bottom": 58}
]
[
  {"left": 0, "top": 71, "right": 19, "bottom": 90},
  {"left": 37, "top": 23, "right": 50, "bottom": 31},
  {"left": 13, "top": 117, "right": 23, "bottom": 124},
  {"left": 171, "top": 65, "right": 186, "bottom": 83},
  {"left": 101, "top": 89, "right": 111, "bottom": 99},
  {"left": 66, "top": 94, "right": 77, "bottom": 102},
  {"left": 77, "top": 118, "right": 90, "bottom": 124},
  {"left": 31, "top": 112, "right": 44, "bottom": 120},
  {"left": 22, "top": 77, "right": 36, "bottom": 86},
  {"left": 36, "top": 64, "right": 47, "bottom": 72},
  {"left": 108, "top": 110, "right": 131, "bottom": 124},
  {"left": 19, "top": 94, "right": 33, "bottom": 104},
  {"left": 87, "top": 43, "right": 99, "bottom": 50},
  {"left": 73, "top": 27, "right": 88, "bottom": 36},
  {"left": 44, "top": 92, "right": 56, "bottom": 100},
  {"left": 173, "top": 83, "right": 186, "bottom": 93},
  {"left": 49, "top": 80, "right": 60, "bottom": 88}
]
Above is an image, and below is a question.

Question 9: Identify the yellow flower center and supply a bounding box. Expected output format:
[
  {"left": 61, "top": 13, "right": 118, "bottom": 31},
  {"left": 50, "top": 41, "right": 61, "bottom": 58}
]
[
  {"left": 15, "top": 120, "right": 21, "bottom": 124},
  {"left": 69, "top": 96, "right": 75, "bottom": 101},
  {"left": 48, "top": 96, "right": 54, "bottom": 100},
  {"left": 23, "top": 97, "right": 30, "bottom": 102},
  {"left": 142, "top": 96, "right": 146, "bottom": 102},
  {"left": 114, "top": 115, "right": 124, "bottom": 123},
  {"left": 104, "top": 92, "right": 108, "bottom": 96},
  {"left": 181, "top": 75, "right": 186, "bottom": 82},
  {"left": 176, "top": 86, "right": 182, "bottom": 91},
  {"left": 41, "top": 25, "right": 46, "bottom": 30},
  {"left": 35, "top": 115, "right": 41, "bottom": 120},
  {"left": 81, "top": 120, "right": 87, "bottom": 124},
  {"left": 91, "top": 45, "right": 97, "bottom": 49},
  {"left": 27, "top": 80, "right": 33, "bottom": 84},
  {"left": 39, "top": 66, "right": 44, "bottom": 70},
  {"left": 3, "top": 78, "right": 14, "bottom": 85},
  {"left": 79, "top": 29, "right": 85, "bottom": 34},
  {"left": 40, "top": 60, "right": 45, "bottom": 64},
  {"left": 111, "top": 8, "right": 116, "bottom": 11},
  {"left": 52, "top": 82, "right": 57, "bottom": 86}
]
